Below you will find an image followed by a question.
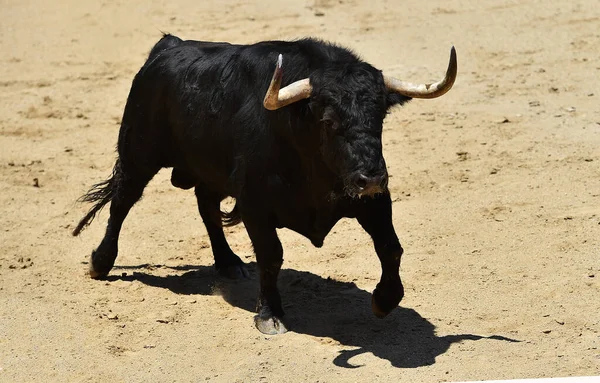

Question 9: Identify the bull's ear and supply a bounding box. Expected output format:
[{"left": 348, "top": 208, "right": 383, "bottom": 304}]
[{"left": 386, "top": 92, "right": 412, "bottom": 108}]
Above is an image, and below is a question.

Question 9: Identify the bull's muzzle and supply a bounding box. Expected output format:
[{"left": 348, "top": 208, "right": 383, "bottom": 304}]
[{"left": 352, "top": 172, "right": 388, "bottom": 197}]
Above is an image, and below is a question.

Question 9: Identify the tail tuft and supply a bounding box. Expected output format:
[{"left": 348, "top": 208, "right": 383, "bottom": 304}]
[
  {"left": 72, "top": 161, "right": 120, "bottom": 236},
  {"left": 221, "top": 203, "right": 242, "bottom": 227}
]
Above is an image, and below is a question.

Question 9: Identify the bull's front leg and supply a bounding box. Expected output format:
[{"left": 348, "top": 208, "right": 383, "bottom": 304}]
[
  {"left": 356, "top": 193, "right": 404, "bottom": 318},
  {"left": 243, "top": 218, "right": 288, "bottom": 335}
]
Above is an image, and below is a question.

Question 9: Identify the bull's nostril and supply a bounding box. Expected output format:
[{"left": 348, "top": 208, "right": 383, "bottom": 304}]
[
  {"left": 355, "top": 175, "right": 368, "bottom": 189},
  {"left": 353, "top": 173, "right": 387, "bottom": 195}
]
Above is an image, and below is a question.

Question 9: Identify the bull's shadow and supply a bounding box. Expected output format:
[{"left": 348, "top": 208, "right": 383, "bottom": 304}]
[{"left": 110, "top": 262, "right": 518, "bottom": 368}]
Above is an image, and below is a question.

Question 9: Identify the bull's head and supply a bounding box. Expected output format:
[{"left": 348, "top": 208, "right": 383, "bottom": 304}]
[{"left": 263, "top": 47, "right": 457, "bottom": 198}]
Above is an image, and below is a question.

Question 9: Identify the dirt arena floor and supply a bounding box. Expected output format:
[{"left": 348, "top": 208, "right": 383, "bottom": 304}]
[{"left": 1, "top": 0, "right": 599, "bottom": 381}]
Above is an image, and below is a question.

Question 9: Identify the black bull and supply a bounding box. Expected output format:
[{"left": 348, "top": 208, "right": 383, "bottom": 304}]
[{"left": 73, "top": 34, "right": 457, "bottom": 334}]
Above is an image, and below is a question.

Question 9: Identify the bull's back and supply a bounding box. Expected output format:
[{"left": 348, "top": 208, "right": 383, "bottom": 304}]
[
  {"left": 123, "top": 37, "right": 258, "bottom": 192},
  {"left": 120, "top": 35, "right": 316, "bottom": 194}
]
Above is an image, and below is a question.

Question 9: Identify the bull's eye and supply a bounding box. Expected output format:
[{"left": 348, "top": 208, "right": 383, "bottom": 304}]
[{"left": 320, "top": 118, "right": 338, "bottom": 130}]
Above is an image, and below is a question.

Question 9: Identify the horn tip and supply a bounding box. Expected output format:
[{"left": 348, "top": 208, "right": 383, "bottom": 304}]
[
  {"left": 277, "top": 54, "right": 282, "bottom": 68},
  {"left": 449, "top": 46, "right": 457, "bottom": 72}
]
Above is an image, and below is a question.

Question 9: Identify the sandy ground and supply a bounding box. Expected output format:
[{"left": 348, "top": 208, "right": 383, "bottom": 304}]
[{"left": 1, "top": 0, "right": 599, "bottom": 381}]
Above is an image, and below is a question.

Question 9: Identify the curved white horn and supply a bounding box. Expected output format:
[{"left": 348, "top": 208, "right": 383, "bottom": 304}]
[
  {"left": 384, "top": 46, "right": 457, "bottom": 99},
  {"left": 263, "top": 54, "right": 312, "bottom": 110}
]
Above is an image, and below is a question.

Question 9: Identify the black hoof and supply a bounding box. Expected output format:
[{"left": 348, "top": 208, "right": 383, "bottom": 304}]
[
  {"left": 217, "top": 262, "right": 249, "bottom": 279},
  {"left": 89, "top": 250, "right": 115, "bottom": 279},
  {"left": 371, "top": 280, "right": 404, "bottom": 318},
  {"left": 88, "top": 265, "right": 109, "bottom": 279},
  {"left": 371, "top": 295, "right": 390, "bottom": 318},
  {"left": 254, "top": 315, "right": 288, "bottom": 335}
]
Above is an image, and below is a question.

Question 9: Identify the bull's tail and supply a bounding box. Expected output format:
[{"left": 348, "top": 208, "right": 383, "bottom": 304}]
[
  {"left": 73, "top": 34, "right": 183, "bottom": 237},
  {"left": 221, "top": 203, "right": 242, "bottom": 227},
  {"left": 72, "top": 161, "right": 120, "bottom": 236}
]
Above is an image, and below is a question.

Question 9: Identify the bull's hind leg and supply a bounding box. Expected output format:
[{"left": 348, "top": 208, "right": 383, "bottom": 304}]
[
  {"left": 89, "top": 161, "right": 157, "bottom": 278},
  {"left": 194, "top": 187, "right": 248, "bottom": 279}
]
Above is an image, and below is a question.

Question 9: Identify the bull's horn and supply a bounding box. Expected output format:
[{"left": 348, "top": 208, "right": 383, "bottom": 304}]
[
  {"left": 263, "top": 54, "right": 312, "bottom": 110},
  {"left": 384, "top": 46, "right": 457, "bottom": 99}
]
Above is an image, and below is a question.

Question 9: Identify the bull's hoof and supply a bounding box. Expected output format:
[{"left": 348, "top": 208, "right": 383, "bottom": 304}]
[
  {"left": 88, "top": 250, "right": 114, "bottom": 279},
  {"left": 217, "top": 263, "right": 250, "bottom": 279},
  {"left": 88, "top": 265, "right": 109, "bottom": 279},
  {"left": 371, "top": 295, "right": 391, "bottom": 318},
  {"left": 371, "top": 280, "right": 404, "bottom": 318},
  {"left": 254, "top": 315, "right": 288, "bottom": 335}
]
